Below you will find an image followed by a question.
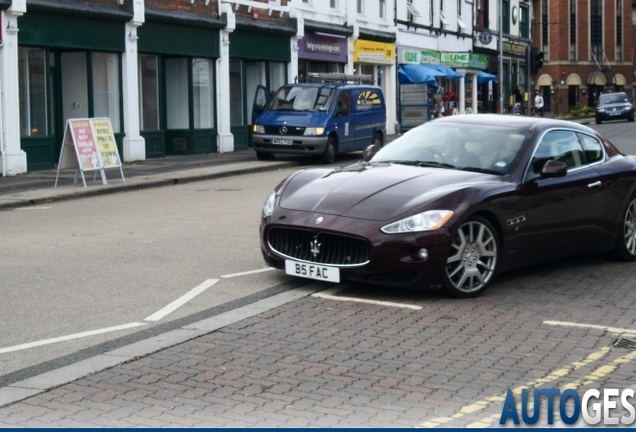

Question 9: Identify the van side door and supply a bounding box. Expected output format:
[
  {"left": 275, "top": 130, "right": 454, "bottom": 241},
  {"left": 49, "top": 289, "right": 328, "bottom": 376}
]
[
  {"left": 333, "top": 90, "right": 356, "bottom": 152},
  {"left": 351, "top": 88, "right": 384, "bottom": 149}
]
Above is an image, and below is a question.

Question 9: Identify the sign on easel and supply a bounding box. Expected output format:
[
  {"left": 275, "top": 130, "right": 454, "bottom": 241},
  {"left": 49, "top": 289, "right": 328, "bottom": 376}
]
[
  {"left": 54, "top": 118, "right": 125, "bottom": 187},
  {"left": 55, "top": 119, "right": 104, "bottom": 188},
  {"left": 92, "top": 118, "right": 125, "bottom": 183}
]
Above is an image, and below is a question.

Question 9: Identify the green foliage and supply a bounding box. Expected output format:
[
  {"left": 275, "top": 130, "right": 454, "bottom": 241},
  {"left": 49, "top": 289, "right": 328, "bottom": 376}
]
[{"left": 569, "top": 103, "right": 594, "bottom": 117}]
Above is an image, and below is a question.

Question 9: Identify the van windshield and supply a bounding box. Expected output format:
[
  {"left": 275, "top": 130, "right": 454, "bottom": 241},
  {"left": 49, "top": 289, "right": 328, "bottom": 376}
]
[{"left": 269, "top": 86, "right": 336, "bottom": 112}]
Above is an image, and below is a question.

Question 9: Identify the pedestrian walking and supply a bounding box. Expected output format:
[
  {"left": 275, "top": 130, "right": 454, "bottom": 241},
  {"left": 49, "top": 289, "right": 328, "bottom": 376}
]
[{"left": 534, "top": 91, "right": 544, "bottom": 117}]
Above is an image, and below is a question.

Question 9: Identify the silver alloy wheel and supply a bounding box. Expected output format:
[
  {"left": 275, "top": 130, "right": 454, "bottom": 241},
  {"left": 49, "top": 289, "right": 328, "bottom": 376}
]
[
  {"left": 623, "top": 199, "right": 636, "bottom": 255},
  {"left": 446, "top": 220, "right": 497, "bottom": 294}
]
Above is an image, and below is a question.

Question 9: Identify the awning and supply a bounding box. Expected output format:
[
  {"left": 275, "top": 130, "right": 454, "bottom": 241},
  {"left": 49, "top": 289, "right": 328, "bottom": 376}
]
[
  {"left": 398, "top": 64, "right": 436, "bottom": 84},
  {"left": 477, "top": 71, "right": 498, "bottom": 85},
  {"left": 424, "top": 64, "right": 463, "bottom": 80}
]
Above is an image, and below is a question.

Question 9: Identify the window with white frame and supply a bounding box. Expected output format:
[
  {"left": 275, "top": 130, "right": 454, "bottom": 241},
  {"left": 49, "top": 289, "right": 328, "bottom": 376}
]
[
  {"left": 330, "top": 0, "right": 337, "bottom": 8},
  {"left": 407, "top": 0, "right": 421, "bottom": 21},
  {"left": 357, "top": 0, "right": 364, "bottom": 14},
  {"left": 379, "top": 0, "right": 386, "bottom": 18}
]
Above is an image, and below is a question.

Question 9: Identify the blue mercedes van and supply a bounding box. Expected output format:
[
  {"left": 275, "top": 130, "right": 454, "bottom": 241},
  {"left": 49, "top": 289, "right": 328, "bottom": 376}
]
[{"left": 251, "top": 74, "right": 386, "bottom": 164}]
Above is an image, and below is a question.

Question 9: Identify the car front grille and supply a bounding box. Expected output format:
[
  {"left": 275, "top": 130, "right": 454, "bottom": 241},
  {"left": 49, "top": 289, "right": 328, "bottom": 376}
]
[
  {"left": 267, "top": 227, "right": 371, "bottom": 266},
  {"left": 264, "top": 126, "right": 306, "bottom": 136}
]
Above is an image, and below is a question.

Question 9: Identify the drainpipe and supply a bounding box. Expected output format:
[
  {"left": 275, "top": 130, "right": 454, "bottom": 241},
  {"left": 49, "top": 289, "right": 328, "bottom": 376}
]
[{"left": 498, "top": 0, "right": 503, "bottom": 114}]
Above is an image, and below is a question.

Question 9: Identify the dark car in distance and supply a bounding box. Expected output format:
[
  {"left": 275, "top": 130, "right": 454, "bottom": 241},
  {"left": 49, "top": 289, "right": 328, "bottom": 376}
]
[
  {"left": 259, "top": 114, "right": 636, "bottom": 298},
  {"left": 595, "top": 92, "right": 634, "bottom": 124}
]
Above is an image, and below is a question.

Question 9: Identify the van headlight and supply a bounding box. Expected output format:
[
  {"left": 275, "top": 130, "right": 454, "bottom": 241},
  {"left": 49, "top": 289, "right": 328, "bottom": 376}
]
[
  {"left": 304, "top": 127, "right": 325, "bottom": 136},
  {"left": 263, "top": 191, "right": 276, "bottom": 218},
  {"left": 381, "top": 210, "right": 454, "bottom": 233},
  {"left": 253, "top": 124, "right": 265, "bottom": 134}
]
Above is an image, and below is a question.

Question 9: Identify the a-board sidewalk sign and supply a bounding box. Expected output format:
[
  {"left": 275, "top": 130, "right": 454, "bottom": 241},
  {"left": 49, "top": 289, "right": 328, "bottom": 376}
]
[{"left": 55, "top": 118, "right": 125, "bottom": 188}]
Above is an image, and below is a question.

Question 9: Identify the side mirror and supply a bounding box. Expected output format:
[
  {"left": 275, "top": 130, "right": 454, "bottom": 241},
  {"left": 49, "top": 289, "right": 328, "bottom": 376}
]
[
  {"left": 540, "top": 159, "right": 568, "bottom": 178},
  {"left": 254, "top": 104, "right": 265, "bottom": 114},
  {"left": 363, "top": 144, "right": 379, "bottom": 161},
  {"left": 337, "top": 104, "right": 349, "bottom": 117}
]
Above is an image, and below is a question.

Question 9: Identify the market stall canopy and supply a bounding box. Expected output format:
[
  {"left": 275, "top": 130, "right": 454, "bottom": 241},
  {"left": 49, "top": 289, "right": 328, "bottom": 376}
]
[
  {"left": 424, "top": 64, "right": 463, "bottom": 80},
  {"left": 477, "top": 71, "right": 498, "bottom": 85},
  {"left": 398, "top": 64, "right": 436, "bottom": 84}
]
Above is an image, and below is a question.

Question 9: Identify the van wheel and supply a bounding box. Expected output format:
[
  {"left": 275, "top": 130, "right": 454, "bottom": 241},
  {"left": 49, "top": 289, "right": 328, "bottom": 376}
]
[
  {"left": 373, "top": 132, "right": 384, "bottom": 148},
  {"left": 256, "top": 151, "right": 274, "bottom": 161},
  {"left": 321, "top": 136, "right": 337, "bottom": 164}
]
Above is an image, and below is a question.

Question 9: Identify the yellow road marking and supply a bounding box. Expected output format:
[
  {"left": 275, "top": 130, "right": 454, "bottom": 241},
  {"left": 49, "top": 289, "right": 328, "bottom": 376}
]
[{"left": 419, "top": 346, "right": 612, "bottom": 428}]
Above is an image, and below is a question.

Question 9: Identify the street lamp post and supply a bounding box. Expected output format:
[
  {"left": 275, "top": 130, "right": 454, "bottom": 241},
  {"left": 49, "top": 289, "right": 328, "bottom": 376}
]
[{"left": 499, "top": 0, "right": 503, "bottom": 114}]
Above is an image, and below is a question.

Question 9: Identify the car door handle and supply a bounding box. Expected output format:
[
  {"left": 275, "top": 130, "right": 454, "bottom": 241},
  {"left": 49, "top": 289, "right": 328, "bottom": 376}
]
[{"left": 588, "top": 181, "right": 602, "bottom": 188}]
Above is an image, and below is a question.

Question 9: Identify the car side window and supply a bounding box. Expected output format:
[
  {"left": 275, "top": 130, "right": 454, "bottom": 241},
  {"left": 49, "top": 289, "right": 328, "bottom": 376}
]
[
  {"left": 532, "top": 131, "right": 585, "bottom": 173},
  {"left": 577, "top": 133, "right": 604, "bottom": 164}
]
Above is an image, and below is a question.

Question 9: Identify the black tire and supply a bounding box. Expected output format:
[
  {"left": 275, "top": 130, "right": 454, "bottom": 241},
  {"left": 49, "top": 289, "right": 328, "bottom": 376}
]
[
  {"left": 442, "top": 215, "right": 499, "bottom": 298},
  {"left": 321, "top": 136, "right": 337, "bottom": 164},
  {"left": 373, "top": 132, "right": 383, "bottom": 148},
  {"left": 596, "top": 116, "right": 602, "bottom": 125},
  {"left": 629, "top": 116, "right": 635, "bottom": 123},
  {"left": 256, "top": 151, "right": 274, "bottom": 161},
  {"left": 608, "top": 196, "right": 636, "bottom": 262}
]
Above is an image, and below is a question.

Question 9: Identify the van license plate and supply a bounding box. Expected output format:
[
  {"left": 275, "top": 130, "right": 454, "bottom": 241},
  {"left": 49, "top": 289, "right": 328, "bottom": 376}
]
[
  {"left": 285, "top": 260, "right": 340, "bottom": 283},
  {"left": 272, "top": 138, "right": 293, "bottom": 145}
]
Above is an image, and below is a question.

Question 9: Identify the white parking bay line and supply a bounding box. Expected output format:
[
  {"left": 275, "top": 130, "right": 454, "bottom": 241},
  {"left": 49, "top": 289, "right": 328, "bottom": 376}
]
[
  {"left": 145, "top": 279, "right": 219, "bottom": 322},
  {"left": 221, "top": 268, "right": 275, "bottom": 278},
  {"left": 312, "top": 286, "right": 422, "bottom": 310},
  {"left": 544, "top": 320, "right": 636, "bottom": 335},
  {"left": 0, "top": 322, "right": 147, "bottom": 354}
]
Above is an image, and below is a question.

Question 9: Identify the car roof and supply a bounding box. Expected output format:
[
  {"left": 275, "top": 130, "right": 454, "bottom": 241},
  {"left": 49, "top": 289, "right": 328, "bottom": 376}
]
[
  {"left": 282, "top": 82, "right": 382, "bottom": 90},
  {"left": 431, "top": 113, "right": 596, "bottom": 134}
]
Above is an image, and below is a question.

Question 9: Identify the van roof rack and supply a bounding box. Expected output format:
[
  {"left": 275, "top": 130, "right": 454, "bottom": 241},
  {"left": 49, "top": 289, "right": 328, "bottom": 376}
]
[{"left": 305, "top": 72, "right": 375, "bottom": 84}]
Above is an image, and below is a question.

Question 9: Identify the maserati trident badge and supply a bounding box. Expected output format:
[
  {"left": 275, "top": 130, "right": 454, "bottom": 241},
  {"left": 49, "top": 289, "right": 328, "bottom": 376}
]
[{"left": 310, "top": 238, "right": 321, "bottom": 257}]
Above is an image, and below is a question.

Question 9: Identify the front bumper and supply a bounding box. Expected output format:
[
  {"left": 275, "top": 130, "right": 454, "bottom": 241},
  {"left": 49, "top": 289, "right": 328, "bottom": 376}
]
[
  {"left": 259, "top": 211, "right": 453, "bottom": 289},
  {"left": 252, "top": 134, "right": 328, "bottom": 156}
]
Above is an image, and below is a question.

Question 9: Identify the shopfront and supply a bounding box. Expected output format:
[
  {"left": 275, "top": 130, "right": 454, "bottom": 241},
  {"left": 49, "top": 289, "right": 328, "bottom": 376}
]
[
  {"left": 137, "top": 15, "right": 223, "bottom": 158},
  {"left": 18, "top": 9, "right": 128, "bottom": 171},
  {"left": 229, "top": 29, "right": 291, "bottom": 149}
]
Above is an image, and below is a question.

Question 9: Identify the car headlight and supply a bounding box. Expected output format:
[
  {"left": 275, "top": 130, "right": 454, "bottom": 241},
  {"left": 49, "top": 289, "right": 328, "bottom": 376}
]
[
  {"left": 596, "top": 108, "right": 606, "bottom": 113},
  {"left": 253, "top": 124, "right": 265, "bottom": 134},
  {"left": 304, "top": 127, "right": 325, "bottom": 136},
  {"left": 381, "top": 210, "right": 454, "bottom": 234},
  {"left": 263, "top": 190, "right": 276, "bottom": 218}
]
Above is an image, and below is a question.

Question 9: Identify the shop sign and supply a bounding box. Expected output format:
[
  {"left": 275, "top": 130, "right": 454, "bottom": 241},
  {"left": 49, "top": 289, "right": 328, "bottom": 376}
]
[
  {"left": 299, "top": 32, "right": 347, "bottom": 63},
  {"left": 504, "top": 42, "right": 527, "bottom": 55},
  {"left": 354, "top": 39, "right": 395, "bottom": 65},
  {"left": 442, "top": 53, "right": 470, "bottom": 64},
  {"left": 400, "top": 49, "right": 487, "bottom": 69}
]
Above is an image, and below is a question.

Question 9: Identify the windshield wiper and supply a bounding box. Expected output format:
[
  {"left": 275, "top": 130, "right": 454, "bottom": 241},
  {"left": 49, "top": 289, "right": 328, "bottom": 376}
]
[
  {"left": 460, "top": 166, "right": 502, "bottom": 175},
  {"left": 381, "top": 160, "right": 456, "bottom": 169}
]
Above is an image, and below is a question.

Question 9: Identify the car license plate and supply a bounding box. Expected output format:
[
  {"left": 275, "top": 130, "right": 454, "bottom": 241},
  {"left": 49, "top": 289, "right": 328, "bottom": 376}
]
[
  {"left": 610, "top": 111, "right": 621, "bottom": 116},
  {"left": 285, "top": 260, "right": 340, "bottom": 283},
  {"left": 272, "top": 138, "right": 293, "bottom": 145}
]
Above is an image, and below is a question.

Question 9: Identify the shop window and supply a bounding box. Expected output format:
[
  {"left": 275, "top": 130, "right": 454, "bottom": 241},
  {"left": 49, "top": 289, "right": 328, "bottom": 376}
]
[
  {"left": 192, "top": 58, "right": 215, "bottom": 129},
  {"left": 19, "top": 48, "right": 48, "bottom": 137},
  {"left": 139, "top": 54, "right": 159, "bottom": 131},
  {"left": 165, "top": 58, "right": 189, "bottom": 130},
  {"left": 92, "top": 53, "right": 121, "bottom": 133},
  {"left": 230, "top": 60, "right": 244, "bottom": 126},
  {"left": 269, "top": 62, "right": 286, "bottom": 92}
]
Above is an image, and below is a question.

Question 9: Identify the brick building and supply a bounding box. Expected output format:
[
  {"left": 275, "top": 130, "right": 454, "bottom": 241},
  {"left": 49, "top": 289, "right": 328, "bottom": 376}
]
[{"left": 530, "top": 0, "right": 633, "bottom": 114}]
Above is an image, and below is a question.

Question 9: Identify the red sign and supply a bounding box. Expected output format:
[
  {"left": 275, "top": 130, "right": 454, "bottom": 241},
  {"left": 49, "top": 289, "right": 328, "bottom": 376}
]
[{"left": 69, "top": 119, "right": 100, "bottom": 170}]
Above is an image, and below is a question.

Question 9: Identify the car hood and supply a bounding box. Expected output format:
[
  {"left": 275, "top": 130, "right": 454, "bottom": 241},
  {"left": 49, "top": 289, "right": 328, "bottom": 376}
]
[
  {"left": 256, "top": 110, "right": 327, "bottom": 127},
  {"left": 278, "top": 162, "right": 503, "bottom": 221}
]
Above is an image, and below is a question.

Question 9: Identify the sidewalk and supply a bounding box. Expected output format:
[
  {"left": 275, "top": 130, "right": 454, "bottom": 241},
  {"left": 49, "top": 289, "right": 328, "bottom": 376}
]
[{"left": 0, "top": 150, "right": 304, "bottom": 210}]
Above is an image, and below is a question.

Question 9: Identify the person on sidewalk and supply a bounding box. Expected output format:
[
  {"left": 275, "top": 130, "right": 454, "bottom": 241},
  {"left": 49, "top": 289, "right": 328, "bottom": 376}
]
[{"left": 534, "top": 91, "right": 544, "bottom": 117}]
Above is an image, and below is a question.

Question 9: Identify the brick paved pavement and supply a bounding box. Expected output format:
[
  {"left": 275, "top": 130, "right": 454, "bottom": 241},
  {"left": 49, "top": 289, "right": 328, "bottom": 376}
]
[{"left": 0, "top": 253, "right": 635, "bottom": 427}]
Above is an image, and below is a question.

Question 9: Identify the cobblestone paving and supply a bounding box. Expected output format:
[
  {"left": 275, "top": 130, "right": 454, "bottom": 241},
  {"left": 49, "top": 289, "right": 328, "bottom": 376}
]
[{"left": 0, "top": 254, "right": 635, "bottom": 427}]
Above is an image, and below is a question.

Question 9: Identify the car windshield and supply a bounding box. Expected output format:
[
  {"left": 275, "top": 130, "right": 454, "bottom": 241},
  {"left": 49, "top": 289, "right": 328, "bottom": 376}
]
[
  {"left": 372, "top": 122, "right": 532, "bottom": 175},
  {"left": 598, "top": 93, "right": 629, "bottom": 105},
  {"left": 269, "top": 86, "right": 336, "bottom": 112}
]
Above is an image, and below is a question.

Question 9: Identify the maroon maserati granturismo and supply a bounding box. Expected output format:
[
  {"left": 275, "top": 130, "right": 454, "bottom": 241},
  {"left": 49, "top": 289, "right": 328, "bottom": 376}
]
[{"left": 259, "top": 114, "right": 636, "bottom": 298}]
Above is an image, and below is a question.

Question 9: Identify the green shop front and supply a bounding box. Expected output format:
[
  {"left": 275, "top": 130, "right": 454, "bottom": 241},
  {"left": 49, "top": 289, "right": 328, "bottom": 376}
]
[
  {"left": 18, "top": 8, "right": 129, "bottom": 171},
  {"left": 229, "top": 28, "right": 292, "bottom": 149},
  {"left": 137, "top": 15, "right": 223, "bottom": 158}
]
